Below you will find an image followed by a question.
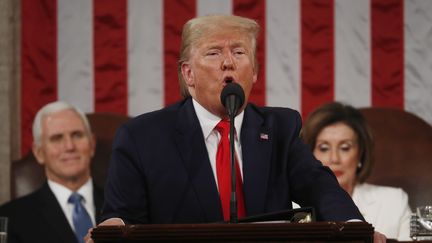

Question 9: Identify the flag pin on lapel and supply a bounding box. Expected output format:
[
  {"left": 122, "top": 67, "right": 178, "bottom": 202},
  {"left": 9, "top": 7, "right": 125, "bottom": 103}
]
[{"left": 260, "top": 133, "right": 269, "bottom": 140}]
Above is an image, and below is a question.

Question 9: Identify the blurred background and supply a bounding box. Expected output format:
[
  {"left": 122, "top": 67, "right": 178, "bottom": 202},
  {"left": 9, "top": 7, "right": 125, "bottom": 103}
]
[{"left": 1, "top": 0, "right": 431, "bottom": 203}]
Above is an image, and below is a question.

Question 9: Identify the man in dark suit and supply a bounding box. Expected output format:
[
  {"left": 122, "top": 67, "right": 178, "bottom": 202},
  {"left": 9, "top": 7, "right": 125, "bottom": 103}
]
[
  {"left": 93, "top": 15, "right": 385, "bottom": 242},
  {"left": 0, "top": 101, "right": 104, "bottom": 243}
]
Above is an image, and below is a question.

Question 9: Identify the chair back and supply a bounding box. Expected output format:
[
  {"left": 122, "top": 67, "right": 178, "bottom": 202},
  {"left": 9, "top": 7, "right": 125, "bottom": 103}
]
[
  {"left": 359, "top": 107, "right": 432, "bottom": 209},
  {"left": 11, "top": 112, "right": 130, "bottom": 199}
]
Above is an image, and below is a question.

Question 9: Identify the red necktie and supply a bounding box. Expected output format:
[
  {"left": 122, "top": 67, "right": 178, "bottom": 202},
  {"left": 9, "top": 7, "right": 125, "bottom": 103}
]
[{"left": 215, "top": 120, "right": 246, "bottom": 221}]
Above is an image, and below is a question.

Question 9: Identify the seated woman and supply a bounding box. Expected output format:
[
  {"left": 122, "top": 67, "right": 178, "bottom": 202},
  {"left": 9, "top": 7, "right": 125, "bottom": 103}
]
[{"left": 300, "top": 102, "right": 412, "bottom": 241}]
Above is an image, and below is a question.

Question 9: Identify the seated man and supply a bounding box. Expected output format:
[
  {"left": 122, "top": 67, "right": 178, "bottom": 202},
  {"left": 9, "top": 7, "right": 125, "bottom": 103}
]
[{"left": 0, "top": 101, "right": 104, "bottom": 243}]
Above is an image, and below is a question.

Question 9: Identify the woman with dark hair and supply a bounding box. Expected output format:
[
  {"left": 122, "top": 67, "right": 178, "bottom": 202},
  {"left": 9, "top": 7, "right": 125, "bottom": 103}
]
[{"left": 301, "top": 102, "right": 411, "bottom": 241}]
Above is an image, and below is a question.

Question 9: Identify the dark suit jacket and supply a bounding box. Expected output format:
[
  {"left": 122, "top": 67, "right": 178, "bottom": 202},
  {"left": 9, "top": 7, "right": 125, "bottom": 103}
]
[
  {"left": 102, "top": 98, "right": 363, "bottom": 223},
  {"left": 0, "top": 182, "right": 104, "bottom": 243}
]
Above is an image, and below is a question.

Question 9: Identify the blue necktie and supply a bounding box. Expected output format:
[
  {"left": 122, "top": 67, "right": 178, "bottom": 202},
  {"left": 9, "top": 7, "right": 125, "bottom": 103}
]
[{"left": 68, "top": 192, "right": 93, "bottom": 243}]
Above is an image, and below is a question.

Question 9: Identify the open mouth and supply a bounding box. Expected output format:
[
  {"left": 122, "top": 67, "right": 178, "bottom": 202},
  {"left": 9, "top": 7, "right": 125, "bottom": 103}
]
[{"left": 223, "top": 76, "right": 234, "bottom": 84}]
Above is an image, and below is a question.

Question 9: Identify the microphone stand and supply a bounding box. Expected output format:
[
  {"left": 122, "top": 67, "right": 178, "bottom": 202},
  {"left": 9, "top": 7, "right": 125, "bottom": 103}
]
[
  {"left": 229, "top": 114, "right": 237, "bottom": 223},
  {"left": 221, "top": 82, "right": 245, "bottom": 224}
]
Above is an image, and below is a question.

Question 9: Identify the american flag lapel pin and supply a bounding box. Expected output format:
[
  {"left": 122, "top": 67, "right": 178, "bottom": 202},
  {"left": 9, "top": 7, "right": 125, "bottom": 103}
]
[{"left": 260, "top": 133, "right": 269, "bottom": 140}]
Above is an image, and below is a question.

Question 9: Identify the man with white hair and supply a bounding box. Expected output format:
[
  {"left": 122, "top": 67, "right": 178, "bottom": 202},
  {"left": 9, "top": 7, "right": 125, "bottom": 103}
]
[{"left": 0, "top": 101, "right": 104, "bottom": 243}]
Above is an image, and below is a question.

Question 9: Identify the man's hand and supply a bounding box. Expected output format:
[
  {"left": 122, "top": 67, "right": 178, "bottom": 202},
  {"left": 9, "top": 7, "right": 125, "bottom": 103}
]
[
  {"left": 374, "top": 231, "right": 386, "bottom": 243},
  {"left": 84, "top": 217, "right": 125, "bottom": 243}
]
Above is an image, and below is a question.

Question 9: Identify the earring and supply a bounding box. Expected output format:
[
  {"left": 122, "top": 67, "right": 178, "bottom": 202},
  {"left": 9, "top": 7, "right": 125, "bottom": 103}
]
[{"left": 357, "top": 162, "right": 362, "bottom": 169}]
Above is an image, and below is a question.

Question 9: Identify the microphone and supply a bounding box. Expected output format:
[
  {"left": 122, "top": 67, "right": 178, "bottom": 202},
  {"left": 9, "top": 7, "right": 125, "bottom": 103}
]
[
  {"left": 220, "top": 82, "right": 245, "bottom": 117},
  {"left": 220, "top": 82, "right": 245, "bottom": 223}
]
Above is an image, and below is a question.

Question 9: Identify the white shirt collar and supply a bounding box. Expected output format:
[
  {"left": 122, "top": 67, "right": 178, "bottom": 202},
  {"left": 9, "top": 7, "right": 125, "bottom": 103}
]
[
  {"left": 48, "top": 178, "right": 93, "bottom": 204},
  {"left": 48, "top": 178, "right": 96, "bottom": 226},
  {"left": 192, "top": 98, "right": 244, "bottom": 139}
]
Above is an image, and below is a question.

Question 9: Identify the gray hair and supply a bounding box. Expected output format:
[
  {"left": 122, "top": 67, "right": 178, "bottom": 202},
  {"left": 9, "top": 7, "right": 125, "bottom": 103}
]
[{"left": 32, "top": 101, "right": 91, "bottom": 147}]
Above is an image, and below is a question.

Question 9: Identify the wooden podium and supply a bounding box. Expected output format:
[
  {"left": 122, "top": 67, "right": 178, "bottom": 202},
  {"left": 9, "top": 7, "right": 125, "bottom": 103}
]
[{"left": 92, "top": 221, "right": 374, "bottom": 242}]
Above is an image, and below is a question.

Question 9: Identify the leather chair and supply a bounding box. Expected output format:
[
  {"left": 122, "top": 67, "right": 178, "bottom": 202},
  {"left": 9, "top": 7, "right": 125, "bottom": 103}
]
[
  {"left": 11, "top": 113, "right": 130, "bottom": 199},
  {"left": 359, "top": 107, "right": 432, "bottom": 209}
]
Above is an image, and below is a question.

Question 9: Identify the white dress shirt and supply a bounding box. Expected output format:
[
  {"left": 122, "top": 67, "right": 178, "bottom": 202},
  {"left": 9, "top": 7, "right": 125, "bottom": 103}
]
[
  {"left": 48, "top": 178, "right": 96, "bottom": 230},
  {"left": 192, "top": 98, "right": 244, "bottom": 189}
]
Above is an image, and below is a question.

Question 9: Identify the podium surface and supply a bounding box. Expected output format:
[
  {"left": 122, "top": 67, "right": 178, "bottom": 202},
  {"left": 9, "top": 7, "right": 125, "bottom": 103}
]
[{"left": 92, "top": 221, "right": 374, "bottom": 242}]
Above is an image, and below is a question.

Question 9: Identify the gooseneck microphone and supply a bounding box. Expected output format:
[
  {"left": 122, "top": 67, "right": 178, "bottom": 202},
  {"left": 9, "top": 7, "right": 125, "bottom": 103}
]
[{"left": 220, "top": 82, "right": 245, "bottom": 223}]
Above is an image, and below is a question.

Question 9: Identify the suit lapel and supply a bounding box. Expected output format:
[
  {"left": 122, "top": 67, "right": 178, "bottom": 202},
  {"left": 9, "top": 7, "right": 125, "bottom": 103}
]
[
  {"left": 174, "top": 99, "right": 223, "bottom": 222},
  {"left": 93, "top": 184, "right": 104, "bottom": 223},
  {"left": 353, "top": 184, "right": 380, "bottom": 223},
  {"left": 241, "top": 105, "right": 273, "bottom": 216},
  {"left": 36, "top": 183, "right": 78, "bottom": 242}
]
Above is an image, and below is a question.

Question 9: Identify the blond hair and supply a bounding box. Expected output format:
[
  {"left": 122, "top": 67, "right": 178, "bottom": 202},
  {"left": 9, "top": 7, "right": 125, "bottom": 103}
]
[{"left": 177, "top": 15, "right": 260, "bottom": 98}]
